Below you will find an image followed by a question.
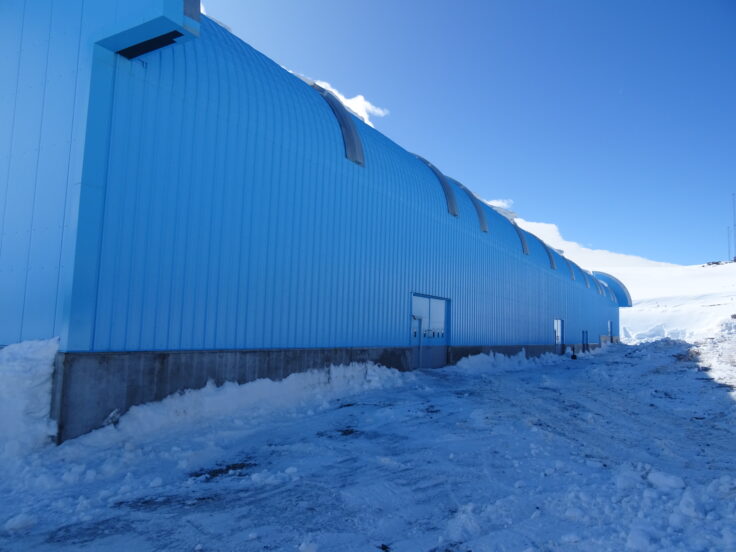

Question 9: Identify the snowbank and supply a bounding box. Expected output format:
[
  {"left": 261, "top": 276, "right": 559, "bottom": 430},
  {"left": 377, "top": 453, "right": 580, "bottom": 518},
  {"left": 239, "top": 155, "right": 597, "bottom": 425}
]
[
  {"left": 0, "top": 339, "right": 58, "bottom": 459},
  {"left": 696, "top": 319, "right": 736, "bottom": 390},
  {"left": 451, "top": 347, "right": 591, "bottom": 374},
  {"left": 618, "top": 263, "right": 736, "bottom": 343},
  {"left": 82, "top": 361, "right": 408, "bottom": 446}
]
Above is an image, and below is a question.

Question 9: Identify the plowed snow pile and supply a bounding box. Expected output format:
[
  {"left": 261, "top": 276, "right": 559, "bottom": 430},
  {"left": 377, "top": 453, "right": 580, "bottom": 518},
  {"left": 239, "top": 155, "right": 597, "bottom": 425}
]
[{"left": 0, "top": 339, "right": 58, "bottom": 459}]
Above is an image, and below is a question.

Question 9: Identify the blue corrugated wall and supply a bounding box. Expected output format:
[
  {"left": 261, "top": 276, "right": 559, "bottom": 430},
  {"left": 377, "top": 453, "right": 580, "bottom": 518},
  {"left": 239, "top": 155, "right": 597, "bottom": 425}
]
[
  {"left": 0, "top": 0, "right": 199, "bottom": 347},
  {"left": 1, "top": 5, "right": 620, "bottom": 353},
  {"left": 62, "top": 17, "right": 619, "bottom": 353},
  {"left": 0, "top": 0, "right": 87, "bottom": 345}
]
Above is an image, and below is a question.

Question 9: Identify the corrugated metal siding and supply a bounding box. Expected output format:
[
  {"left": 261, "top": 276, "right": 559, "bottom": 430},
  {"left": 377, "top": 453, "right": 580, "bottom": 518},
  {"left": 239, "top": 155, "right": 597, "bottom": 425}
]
[
  {"left": 78, "top": 21, "right": 606, "bottom": 351},
  {"left": 0, "top": 0, "right": 88, "bottom": 345},
  {"left": 0, "top": 0, "right": 199, "bottom": 346},
  {"left": 75, "top": 17, "right": 621, "bottom": 352}
]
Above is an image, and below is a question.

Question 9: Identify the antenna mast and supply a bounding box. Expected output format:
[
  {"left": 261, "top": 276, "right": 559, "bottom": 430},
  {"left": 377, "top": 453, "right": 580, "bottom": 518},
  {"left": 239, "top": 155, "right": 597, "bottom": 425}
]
[{"left": 732, "top": 193, "right": 736, "bottom": 261}]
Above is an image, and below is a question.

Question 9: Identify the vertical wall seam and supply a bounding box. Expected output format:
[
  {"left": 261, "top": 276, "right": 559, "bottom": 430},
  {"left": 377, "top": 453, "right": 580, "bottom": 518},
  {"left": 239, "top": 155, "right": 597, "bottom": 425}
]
[{"left": 19, "top": 0, "right": 54, "bottom": 336}]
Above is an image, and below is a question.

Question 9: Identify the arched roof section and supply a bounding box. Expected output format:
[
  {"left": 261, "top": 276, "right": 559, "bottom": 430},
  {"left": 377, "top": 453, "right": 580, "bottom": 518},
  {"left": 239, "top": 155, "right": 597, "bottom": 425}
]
[
  {"left": 415, "top": 156, "right": 459, "bottom": 217},
  {"left": 448, "top": 178, "right": 488, "bottom": 232},
  {"left": 591, "top": 276, "right": 605, "bottom": 295},
  {"left": 570, "top": 262, "right": 590, "bottom": 288},
  {"left": 531, "top": 235, "right": 557, "bottom": 269},
  {"left": 600, "top": 282, "right": 615, "bottom": 303},
  {"left": 510, "top": 221, "right": 529, "bottom": 255},
  {"left": 352, "top": 120, "right": 483, "bottom": 233},
  {"left": 483, "top": 207, "right": 526, "bottom": 254},
  {"left": 311, "top": 84, "right": 365, "bottom": 166},
  {"left": 562, "top": 258, "right": 576, "bottom": 280},
  {"left": 569, "top": 262, "right": 586, "bottom": 285},
  {"left": 520, "top": 229, "right": 552, "bottom": 268},
  {"left": 593, "top": 272, "right": 633, "bottom": 307},
  {"left": 549, "top": 249, "right": 568, "bottom": 277}
]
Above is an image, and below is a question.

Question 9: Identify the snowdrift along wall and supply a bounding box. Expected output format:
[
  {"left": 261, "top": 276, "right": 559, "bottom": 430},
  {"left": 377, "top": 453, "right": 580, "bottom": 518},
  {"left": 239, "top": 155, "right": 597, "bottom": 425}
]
[{"left": 0, "top": 1, "right": 630, "bottom": 441}]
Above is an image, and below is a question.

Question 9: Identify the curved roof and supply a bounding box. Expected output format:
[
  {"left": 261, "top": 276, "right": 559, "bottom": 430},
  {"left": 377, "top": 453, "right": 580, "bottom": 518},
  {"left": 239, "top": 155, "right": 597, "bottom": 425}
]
[
  {"left": 186, "top": 18, "right": 618, "bottom": 308},
  {"left": 415, "top": 156, "right": 459, "bottom": 216},
  {"left": 537, "top": 238, "right": 557, "bottom": 270},
  {"left": 593, "top": 272, "right": 633, "bottom": 307},
  {"left": 448, "top": 178, "right": 488, "bottom": 232}
]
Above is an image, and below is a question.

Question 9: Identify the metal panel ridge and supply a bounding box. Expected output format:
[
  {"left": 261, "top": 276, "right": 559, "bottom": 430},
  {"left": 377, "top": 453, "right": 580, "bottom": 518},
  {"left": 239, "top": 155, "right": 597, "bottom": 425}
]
[
  {"left": 535, "top": 236, "right": 557, "bottom": 269},
  {"left": 448, "top": 177, "right": 488, "bottom": 232},
  {"left": 415, "top": 155, "right": 459, "bottom": 217},
  {"left": 510, "top": 220, "right": 529, "bottom": 255},
  {"left": 311, "top": 84, "right": 365, "bottom": 166}
]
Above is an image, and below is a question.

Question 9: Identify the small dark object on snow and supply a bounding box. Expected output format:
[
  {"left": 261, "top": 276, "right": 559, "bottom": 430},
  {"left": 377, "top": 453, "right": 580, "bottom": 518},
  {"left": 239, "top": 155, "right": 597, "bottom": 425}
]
[
  {"left": 378, "top": 545, "right": 392, "bottom": 551},
  {"left": 191, "top": 461, "right": 256, "bottom": 481}
]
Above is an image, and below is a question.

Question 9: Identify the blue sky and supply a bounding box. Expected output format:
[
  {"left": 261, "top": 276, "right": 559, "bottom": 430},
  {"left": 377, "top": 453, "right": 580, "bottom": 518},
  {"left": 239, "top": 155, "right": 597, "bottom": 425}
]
[{"left": 203, "top": 0, "right": 735, "bottom": 265}]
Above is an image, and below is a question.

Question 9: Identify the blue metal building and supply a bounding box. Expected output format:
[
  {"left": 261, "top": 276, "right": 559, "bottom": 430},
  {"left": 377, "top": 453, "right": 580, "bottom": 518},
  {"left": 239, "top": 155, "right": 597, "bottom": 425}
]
[{"left": 0, "top": 0, "right": 631, "bottom": 441}]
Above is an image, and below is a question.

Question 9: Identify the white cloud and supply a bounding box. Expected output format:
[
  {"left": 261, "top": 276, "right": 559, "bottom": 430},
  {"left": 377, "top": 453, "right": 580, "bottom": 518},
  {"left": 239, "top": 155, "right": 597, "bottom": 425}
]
[
  {"left": 313, "top": 80, "right": 389, "bottom": 128},
  {"left": 484, "top": 198, "right": 514, "bottom": 210},
  {"left": 278, "top": 71, "right": 390, "bottom": 128}
]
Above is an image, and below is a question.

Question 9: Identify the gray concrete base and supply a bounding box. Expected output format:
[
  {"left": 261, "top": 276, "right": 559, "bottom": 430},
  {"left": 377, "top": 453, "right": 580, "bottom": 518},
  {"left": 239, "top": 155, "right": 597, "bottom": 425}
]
[
  {"left": 50, "top": 342, "right": 598, "bottom": 443},
  {"left": 51, "top": 346, "right": 413, "bottom": 443}
]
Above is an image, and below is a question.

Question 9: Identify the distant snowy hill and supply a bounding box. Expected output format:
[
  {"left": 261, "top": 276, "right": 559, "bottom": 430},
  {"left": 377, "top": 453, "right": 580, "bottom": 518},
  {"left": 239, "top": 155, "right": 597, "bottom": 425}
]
[{"left": 516, "top": 218, "right": 736, "bottom": 343}]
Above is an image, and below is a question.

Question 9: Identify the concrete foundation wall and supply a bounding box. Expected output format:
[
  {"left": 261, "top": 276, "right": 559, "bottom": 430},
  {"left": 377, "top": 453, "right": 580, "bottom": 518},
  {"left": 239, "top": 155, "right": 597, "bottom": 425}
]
[{"left": 51, "top": 343, "right": 592, "bottom": 443}]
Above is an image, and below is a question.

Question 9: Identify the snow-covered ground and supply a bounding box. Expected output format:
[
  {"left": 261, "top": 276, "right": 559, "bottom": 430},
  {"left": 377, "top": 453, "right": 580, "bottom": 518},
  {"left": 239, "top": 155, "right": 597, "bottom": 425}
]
[
  {"left": 1, "top": 221, "right": 735, "bottom": 551},
  {"left": 1, "top": 339, "right": 734, "bottom": 551}
]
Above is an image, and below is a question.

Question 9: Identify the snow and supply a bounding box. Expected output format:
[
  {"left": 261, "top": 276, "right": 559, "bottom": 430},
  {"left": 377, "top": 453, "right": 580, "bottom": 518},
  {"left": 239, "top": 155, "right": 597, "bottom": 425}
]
[
  {"left": 1, "top": 219, "right": 735, "bottom": 551},
  {"left": 514, "top": 217, "right": 736, "bottom": 343},
  {"left": 93, "top": 362, "right": 405, "bottom": 443},
  {"left": 0, "top": 335, "right": 734, "bottom": 550},
  {"left": 0, "top": 338, "right": 58, "bottom": 459}
]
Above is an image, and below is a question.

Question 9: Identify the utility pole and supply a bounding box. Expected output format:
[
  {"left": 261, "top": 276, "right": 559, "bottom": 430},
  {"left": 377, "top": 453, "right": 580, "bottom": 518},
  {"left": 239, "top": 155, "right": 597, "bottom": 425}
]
[
  {"left": 732, "top": 193, "right": 736, "bottom": 261},
  {"left": 729, "top": 226, "right": 733, "bottom": 262}
]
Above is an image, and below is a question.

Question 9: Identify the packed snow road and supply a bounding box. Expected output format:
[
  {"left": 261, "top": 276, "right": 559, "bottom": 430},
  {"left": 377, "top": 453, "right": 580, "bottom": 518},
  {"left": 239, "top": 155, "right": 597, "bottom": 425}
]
[{"left": 1, "top": 338, "right": 735, "bottom": 551}]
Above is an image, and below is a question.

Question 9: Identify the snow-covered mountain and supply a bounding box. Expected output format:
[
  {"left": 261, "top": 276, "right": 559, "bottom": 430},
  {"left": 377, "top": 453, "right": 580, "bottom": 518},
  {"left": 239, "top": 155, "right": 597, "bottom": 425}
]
[{"left": 516, "top": 218, "right": 736, "bottom": 343}]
